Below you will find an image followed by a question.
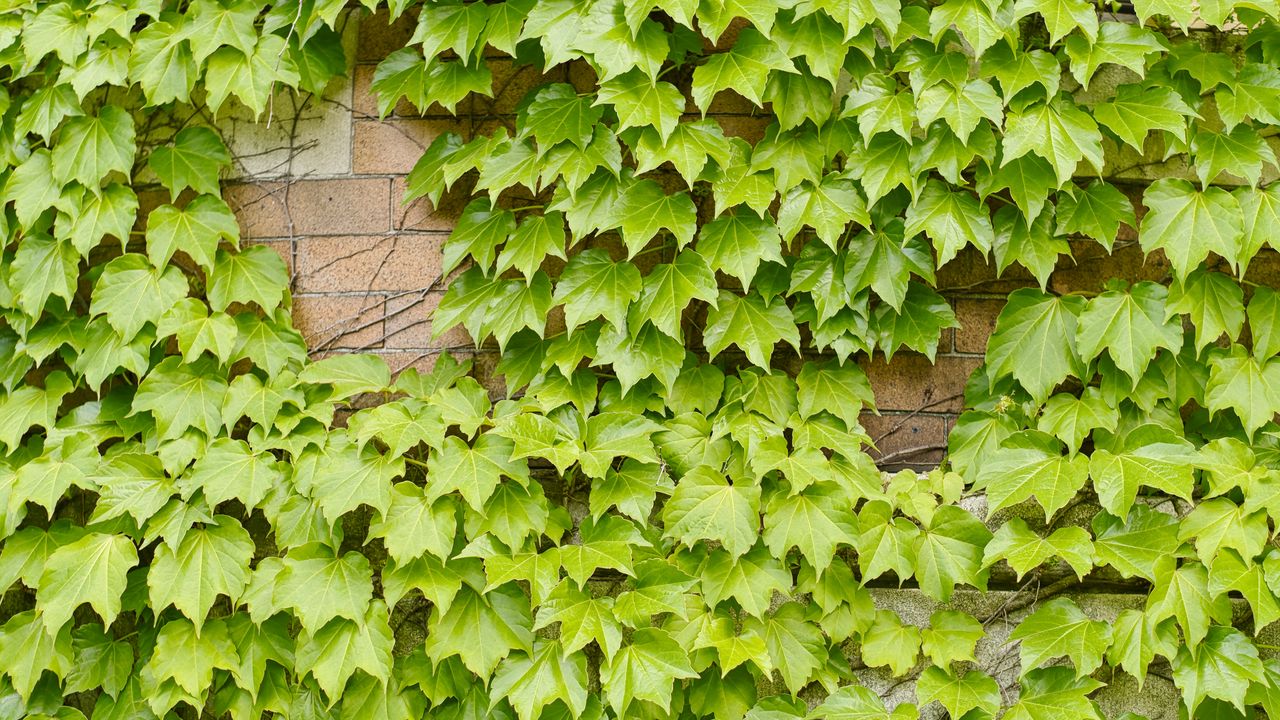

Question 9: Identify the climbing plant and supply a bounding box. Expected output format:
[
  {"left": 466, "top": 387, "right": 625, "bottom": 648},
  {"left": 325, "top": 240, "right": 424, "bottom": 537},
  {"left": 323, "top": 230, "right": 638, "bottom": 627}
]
[{"left": 1, "top": 0, "right": 1280, "bottom": 718}]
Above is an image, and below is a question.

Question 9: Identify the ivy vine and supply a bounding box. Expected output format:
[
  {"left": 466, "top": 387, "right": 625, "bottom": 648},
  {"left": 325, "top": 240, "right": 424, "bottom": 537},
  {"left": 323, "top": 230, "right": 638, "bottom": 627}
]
[{"left": 1, "top": 0, "right": 1280, "bottom": 719}]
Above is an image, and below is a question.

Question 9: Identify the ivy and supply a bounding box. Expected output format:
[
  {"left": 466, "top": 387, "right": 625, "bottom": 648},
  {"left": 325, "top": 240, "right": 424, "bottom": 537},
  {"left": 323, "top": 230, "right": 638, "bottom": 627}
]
[{"left": 0, "top": 0, "right": 1279, "bottom": 718}]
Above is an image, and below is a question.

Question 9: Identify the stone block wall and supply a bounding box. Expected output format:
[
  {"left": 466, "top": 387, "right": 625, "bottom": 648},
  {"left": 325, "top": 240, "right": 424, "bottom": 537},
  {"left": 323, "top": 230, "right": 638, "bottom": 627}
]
[{"left": 215, "top": 9, "right": 1275, "bottom": 474}]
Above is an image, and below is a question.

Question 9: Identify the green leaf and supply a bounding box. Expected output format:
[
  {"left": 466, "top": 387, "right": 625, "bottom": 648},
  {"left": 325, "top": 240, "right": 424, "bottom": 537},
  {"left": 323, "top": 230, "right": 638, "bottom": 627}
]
[
  {"left": 904, "top": 179, "right": 994, "bottom": 266},
  {"left": 207, "top": 246, "right": 290, "bottom": 313},
  {"left": 1192, "top": 125, "right": 1278, "bottom": 186},
  {"left": 1168, "top": 269, "right": 1245, "bottom": 351},
  {"left": 1002, "top": 97, "right": 1104, "bottom": 185},
  {"left": 1248, "top": 286, "right": 1280, "bottom": 361},
  {"left": 691, "top": 28, "right": 795, "bottom": 112},
  {"left": 985, "top": 290, "right": 1086, "bottom": 401},
  {"left": 294, "top": 601, "right": 394, "bottom": 700},
  {"left": 1056, "top": 181, "right": 1134, "bottom": 250},
  {"left": 1205, "top": 345, "right": 1280, "bottom": 438},
  {"left": 204, "top": 35, "right": 301, "bottom": 118},
  {"left": 596, "top": 71, "right": 685, "bottom": 141},
  {"left": 147, "top": 127, "right": 232, "bottom": 201},
  {"left": 981, "top": 432, "right": 1089, "bottom": 520},
  {"left": 10, "top": 234, "right": 79, "bottom": 318},
  {"left": 1147, "top": 562, "right": 1229, "bottom": 647},
  {"left": 1076, "top": 281, "right": 1181, "bottom": 384},
  {"left": 763, "top": 483, "right": 857, "bottom": 573},
  {"left": 1139, "top": 179, "right": 1243, "bottom": 279},
  {"left": 704, "top": 291, "right": 802, "bottom": 369},
  {"left": 426, "top": 435, "right": 528, "bottom": 511},
  {"left": 37, "top": 532, "right": 138, "bottom": 633},
  {"left": 145, "top": 194, "right": 239, "bottom": 271},
  {"left": 1088, "top": 430, "right": 1195, "bottom": 518},
  {"left": 916, "top": 666, "right": 1001, "bottom": 719},
  {"left": 129, "top": 22, "right": 198, "bottom": 105},
  {"left": 862, "top": 609, "right": 922, "bottom": 676},
  {"left": 297, "top": 353, "right": 391, "bottom": 398},
  {"left": 697, "top": 211, "right": 786, "bottom": 289},
  {"left": 276, "top": 548, "right": 374, "bottom": 634},
  {"left": 141, "top": 617, "right": 238, "bottom": 700},
  {"left": 1004, "top": 668, "right": 1103, "bottom": 720},
  {"left": 496, "top": 212, "right": 568, "bottom": 280},
  {"left": 490, "top": 640, "right": 589, "bottom": 720},
  {"left": 1064, "top": 22, "right": 1166, "bottom": 87},
  {"left": 777, "top": 176, "right": 870, "bottom": 249},
  {"left": 1171, "top": 626, "right": 1265, "bottom": 715},
  {"left": 57, "top": 182, "right": 139, "bottom": 256},
  {"left": 663, "top": 466, "right": 761, "bottom": 558},
  {"left": 920, "top": 610, "right": 983, "bottom": 668},
  {"left": 912, "top": 505, "right": 991, "bottom": 602},
  {"left": 552, "top": 249, "right": 643, "bottom": 335},
  {"left": 132, "top": 356, "right": 228, "bottom": 440},
  {"left": 91, "top": 254, "right": 190, "bottom": 339},
  {"left": 699, "top": 544, "right": 791, "bottom": 616},
  {"left": 1236, "top": 183, "right": 1280, "bottom": 274},
  {"left": 1037, "top": 389, "right": 1118, "bottom": 453},
  {"left": 626, "top": 251, "right": 718, "bottom": 341},
  {"left": 1092, "top": 505, "right": 1179, "bottom": 582},
  {"left": 181, "top": 437, "right": 284, "bottom": 510},
  {"left": 856, "top": 501, "right": 919, "bottom": 582},
  {"left": 1178, "top": 498, "right": 1269, "bottom": 566},
  {"left": 52, "top": 106, "right": 135, "bottom": 187},
  {"left": 1107, "top": 608, "right": 1177, "bottom": 687},
  {"left": 1010, "top": 597, "right": 1112, "bottom": 677},
  {"left": 519, "top": 83, "right": 604, "bottom": 150},
  {"left": 916, "top": 79, "right": 1003, "bottom": 143},
  {"left": 616, "top": 180, "right": 697, "bottom": 256},
  {"left": 147, "top": 515, "right": 254, "bottom": 633},
  {"left": 601, "top": 628, "right": 697, "bottom": 715},
  {"left": 984, "top": 518, "right": 1094, "bottom": 580},
  {"left": 1092, "top": 85, "right": 1195, "bottom": 152}
]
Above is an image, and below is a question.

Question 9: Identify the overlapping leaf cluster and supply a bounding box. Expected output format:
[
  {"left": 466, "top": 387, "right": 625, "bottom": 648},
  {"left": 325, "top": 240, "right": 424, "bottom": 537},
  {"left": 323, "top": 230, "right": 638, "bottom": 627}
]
[{"left": 1, "top": 0, "right": 1280, "bottom": 719}]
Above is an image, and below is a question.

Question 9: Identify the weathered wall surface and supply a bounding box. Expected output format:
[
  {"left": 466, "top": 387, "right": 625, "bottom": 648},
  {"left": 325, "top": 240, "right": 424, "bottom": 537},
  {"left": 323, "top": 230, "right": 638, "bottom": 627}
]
[
  {"left": 211, "top": 11, "right": 1279, "bottom": 478},
  {"left": 162, "top": 10, "right": 1278, "bottom": 716}
]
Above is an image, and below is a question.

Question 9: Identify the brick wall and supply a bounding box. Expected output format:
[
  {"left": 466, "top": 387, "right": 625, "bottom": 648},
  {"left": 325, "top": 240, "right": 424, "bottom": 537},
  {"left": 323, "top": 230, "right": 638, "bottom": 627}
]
[{"left": 219, "top": 10, "right": 1277, "bottom": 470}]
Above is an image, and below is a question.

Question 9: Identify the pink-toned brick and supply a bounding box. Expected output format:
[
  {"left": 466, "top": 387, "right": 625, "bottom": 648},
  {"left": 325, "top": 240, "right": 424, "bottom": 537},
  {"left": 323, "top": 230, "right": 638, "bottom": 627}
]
[
  {"left": 860, "top": 412, "right": 949, "bottom": 467},
  {"left": 861, "top": 355, "right": 979, "bottom": 413},
  {"left": 953, "top": 298, "right": 1004, "bottom": 355},
  {"left": 357, "top": 7, "right": 417, "bottom": 63},
  {"left": 392, "top": 176, "right": 471, "bottom": 232},
  {"left": 353, "top": 119, "right": 467, "bottom": 175},
  {"left": 227, "top": 179, "right": 391, "bottom": 238},
  {"left": 295, "top": 235, "right": 445, "bottom": 293},
  {"left": 384, "top": 291, "right": 475, "bottom": 349},
  {"left": 293, "top": 294, "right": 386, "bottom": 350}
]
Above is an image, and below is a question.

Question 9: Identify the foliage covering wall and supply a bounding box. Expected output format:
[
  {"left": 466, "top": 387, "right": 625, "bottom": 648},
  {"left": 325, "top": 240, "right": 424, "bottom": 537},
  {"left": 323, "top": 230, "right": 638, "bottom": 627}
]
[{"left": 2, "top": 0, "right": 1280, "bottom": 719}]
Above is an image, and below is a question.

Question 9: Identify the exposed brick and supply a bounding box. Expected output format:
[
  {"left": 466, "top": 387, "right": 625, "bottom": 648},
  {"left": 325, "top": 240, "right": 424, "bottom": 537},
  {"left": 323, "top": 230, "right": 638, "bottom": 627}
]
[
  {"left": 384, "top": 291, "right": 474, "bottom": 349},
  {"left": 225, "top": 183, "right": 289, "bottom": 238},
  {"left": 228, "top": 179, "right": 391, "bottom": 238},
  {"left": 357, "top": 7, "right": 417, "bottom": 63},
  {"left": 352, "top": 65, "right": 379, "bottom": 119},
  {"left": 295, "top": 235, "right": 444, "bottom": 293},
  {"left": 392, "top": 176, "right": 471, "bottom": 232},
  {"left": 353, "top": 119, "right": 466, "bottom": 175},
  {"left": 1050, "top": 241, "right": 1169, "bottom": 295},
  {"left": 293, "top": 294, "right": 386, "bottom": 350},
  {"left": 714, "top": 114, "right": 772, "bottom": 144},
  {"left": 483, "top": 58, "right": 562, "bottom": 115},
  {"left": 861, "top": 355, "right": 979, "bottom": 413},
  {"left": 861, "top": 412, "right": 949, "bottom": 467},
  {"left": 936, "top": 246, "right": 1034, "bottom": 295},
  {"left": 953, "top": 298, "right": 1005, "bottom": 355}
]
